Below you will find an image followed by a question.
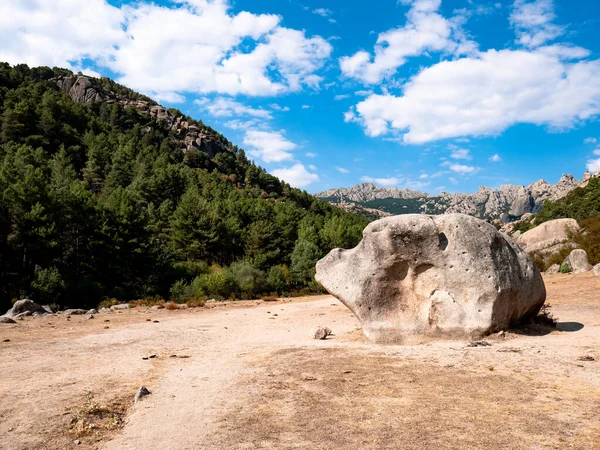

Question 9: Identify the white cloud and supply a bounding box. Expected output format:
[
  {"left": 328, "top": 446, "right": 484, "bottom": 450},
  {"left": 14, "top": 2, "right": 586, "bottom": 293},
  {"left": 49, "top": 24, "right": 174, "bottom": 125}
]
[
  {"left": 272, "top": 163, "right": 319, "bottom": 188},
  {"left": 510, "top": 0, "right": 564, "bottom": 48},
  {"left": 339, "top": 0, "right": 476, "bottom": 84},
  {"left": 196, "top": 97, "right": 272, "bottom": 119},
  {"left": 449, "top": 177, "right": 459, "bottom": 185},
  {"left": 313, "top": 8, "right": 332, "bottom": 17},
  {"left": 593, "top": 149, "right": 600, "bottom": 156},
  {"left": 336, "top": 167, "right": 350, "bottom": 174},
  {"left": 301, "top": 105, "right": 311, "bottom": 109},
  {"left": 309, "top": 164, "right": 318, "bottom": 171},
  {"left": 223, "top": 119, "right": 264, "bottom": 130},
  {"left": 334, "top": 94, "right": 351, "bottom": 100},
  {"left": 489, "top": 154, "right": 502, "bottom": 162},
  {"left": 269, "top": 104, "right": 290, "bottom": 112},
  {"left": 450, "top": 147, "right": 471, "bottom": 160},
  {"left": 305, "top": 152, "right": 317, "bottom": 158},
  {"left": 243, "top": 130, "right": 297, "bottom": 163},
  {"left": 419, "top": 173, "right": 429, "bottom": 179},
  {"left": 1, "top": 0, "right": 332, "bottom": 99},
  {"left": 584, "top": 137, "right": 597, "bottom": 144},
  {"left": 360, "top": 176, "right": 400, "bottom": 186},
  {"left": 349, "top": 49, "right": 600, "bottom": 144},
  {"left": 587, "top": 159, "right": 600, "bottom": 173},
  {"left": 447, "top": 163, "right": 479, "bottom": 174}
]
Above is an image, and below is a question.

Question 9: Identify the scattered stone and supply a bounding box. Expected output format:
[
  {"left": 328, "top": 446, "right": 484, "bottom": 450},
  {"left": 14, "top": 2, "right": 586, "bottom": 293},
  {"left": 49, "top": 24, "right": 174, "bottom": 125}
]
[
  {"left": 3, "top": 339, "right": 10, "bottom": 342},
  {"left": 3, "top": 299, "right": 47, "bottom": 318},
  {"left": 151, "top": 305, "right": 164, "bottom": 310},
  {"left": 0, "top": 317, "right": 16, "bottom": 324},
  {"left": 111, "top": 304, "right": 130, "bottom": 311},
  {"left": 564, "top": 249, "right": 592, "bottom": 274},
  {"left": 313, "top": 326, "right": 332, "bottom": 340},
  {"left": 316, "top": 214, "right": 546, "bottom": 343},
  {"left": 14, "top": 311, "right": 32, "bottom": 319},
  {"left": 104, "top": 319, "right": 110, "bottom": 323},
  {"left": 64, "top": 309, "right": 87, "bottom": 315},
  {"left": 496, "top": 330, "right": 506, "bottom": 337},
  {"left": 104, "top": 326, "right": 109, "bottom": 329},
  {"left": 497, "top": 348, "right": 521, "bottom": 353},
  {"left": 577, "top": 355, "right": 596, "bottom": 362},
  {"left": 134, "top": 386, "right": 151, "bottom": 403},
  {"left": 100, "top": 307, "right": 113, "bottom": 313},
  {"left": 593, "top": 263, "right": 600, "bottom": 277},
  {"left": 545, "top": 264, "right": 561, "bottom": 275},
  {"left": 74, "top": 439, "right": 81, "bottom": 445},
  {"left": 86, "top": 314, "right": 94, "bottom": 320},
  {"left": 146, "top": 318, "right": 152, "bottom": 322},
  {"left": 153, "top": 320, "right": 160, "bottom": 323},
  {"left": 468, "top": 341, "right": 492, "bottom": 347},
  {"left": 170, "top": 355, "right": 191, "bottom": 359},
  {"left": 87, "top": 309, "right": 98, "bottom": 314}
]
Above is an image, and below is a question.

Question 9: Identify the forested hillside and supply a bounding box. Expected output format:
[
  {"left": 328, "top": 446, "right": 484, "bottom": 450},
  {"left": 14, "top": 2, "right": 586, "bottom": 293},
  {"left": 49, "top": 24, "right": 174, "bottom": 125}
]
[{"left": 0, "top": 63, "right": 368, "bottom": 311}]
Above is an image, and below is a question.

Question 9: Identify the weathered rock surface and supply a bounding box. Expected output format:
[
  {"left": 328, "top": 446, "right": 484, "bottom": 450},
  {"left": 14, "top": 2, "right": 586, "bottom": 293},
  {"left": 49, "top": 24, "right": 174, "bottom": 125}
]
[
  {"left": 134, "top": 386, "right": 151, "bottom": 403},
  {"left": 593, "top": 263, "right": 600, "bottom": 277},
  {"left": 111, "top": 304, "right": 130, "bottom": 311},
  {"left": 0, "top": 317, "right": 17, "bottom": 324},
  {"left": 564, "top": 249, "right": 592, "bottom": 274},
  {"left": 545, "top": 264, "right": 561, "bottom": 275},
  {"left": 316, "top": 214, "right": 546, "bottom": 343},
  {"left": 517, "top": 218, "right": 580, "bottom": 255},
  {"left": 3, "top": 299, "right": 47, "bottom": 318}
]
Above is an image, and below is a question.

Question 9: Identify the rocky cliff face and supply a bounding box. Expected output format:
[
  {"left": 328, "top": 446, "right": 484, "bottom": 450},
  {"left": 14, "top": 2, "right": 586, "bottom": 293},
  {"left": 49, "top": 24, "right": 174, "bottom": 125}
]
[
  {"left": 316, "top": 174, "right": 583, "bottom": 222},
  {"left": 52, "top": 74, "right": 230, "bottom": 158}
]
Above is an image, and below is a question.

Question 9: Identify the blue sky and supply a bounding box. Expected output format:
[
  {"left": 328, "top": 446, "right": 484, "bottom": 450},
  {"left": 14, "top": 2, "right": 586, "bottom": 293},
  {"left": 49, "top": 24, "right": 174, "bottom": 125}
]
[{"left": 2, "top": 0, "right": 600, "bottom": 193}]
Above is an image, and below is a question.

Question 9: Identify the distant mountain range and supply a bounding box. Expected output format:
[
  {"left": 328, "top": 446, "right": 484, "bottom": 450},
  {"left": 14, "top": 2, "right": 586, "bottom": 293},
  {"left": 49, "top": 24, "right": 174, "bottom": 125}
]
[{"left": 315, "top": 173, "right": 596, "bottom": 222}]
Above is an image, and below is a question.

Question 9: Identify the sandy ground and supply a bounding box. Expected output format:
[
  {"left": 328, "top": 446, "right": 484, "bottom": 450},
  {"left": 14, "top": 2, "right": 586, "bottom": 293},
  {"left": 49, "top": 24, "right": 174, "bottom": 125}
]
[{"left": 1, "top": 273, "right": 599, "bottom": 450}]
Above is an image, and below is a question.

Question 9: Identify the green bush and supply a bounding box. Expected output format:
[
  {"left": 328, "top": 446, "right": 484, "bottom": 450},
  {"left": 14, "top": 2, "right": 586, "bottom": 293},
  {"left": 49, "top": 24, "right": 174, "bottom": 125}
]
[
  {"left": 197, "top": 266, "right": 238, "bottom": 300},
  {"left": 559, "top": 263, "right": 571, "bottom": 274},
  {"left": 30, "top": 266, "right": 65, "bottom": 304},
  {"left": 227, "top": 261, "right": 267, "bottom": 298},
  {"left": 267, "top": 265, "right": 290, "bottom": 294},
  {"left": 290, "top": 239, "right": 322, "bottom": 286}
]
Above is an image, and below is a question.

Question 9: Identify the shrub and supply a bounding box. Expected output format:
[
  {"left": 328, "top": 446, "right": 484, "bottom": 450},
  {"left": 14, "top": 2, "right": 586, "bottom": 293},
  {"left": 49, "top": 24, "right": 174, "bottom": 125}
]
[
  {"left": 573, "top": 216, "right": 600, "bottom": 265},
  {"left": 228, "top": 261, "right": 267, "bottom": 298},
  {"left": 196, "top": 266, "right": 237, "bottom": 300},
  {"left": 98, "top": 298, "right": 119, "bottom": 309},
  {"left": 186, "top": 299, "right": 205, "bottom": 308},
  {"left": 267, "top": 265, "right": 289, "bottom": 294},
  {"left": 559, "top": 263, "right": 571, "bottom": 274},
  {"left": 165, "top": 301, "right": 178, "bottom": 310},
  {"left": 290, "top": 239, "right": 322, "bottom": 286},
  {"left": 30, "top": 266, "right": 65, "bottom": 304}
]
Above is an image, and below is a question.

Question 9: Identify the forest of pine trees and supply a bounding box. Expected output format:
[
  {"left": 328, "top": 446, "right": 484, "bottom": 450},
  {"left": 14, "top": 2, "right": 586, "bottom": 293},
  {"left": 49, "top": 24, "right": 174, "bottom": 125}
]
[{"left": 0, "top": 63, "right": 368, "bottom": 311}]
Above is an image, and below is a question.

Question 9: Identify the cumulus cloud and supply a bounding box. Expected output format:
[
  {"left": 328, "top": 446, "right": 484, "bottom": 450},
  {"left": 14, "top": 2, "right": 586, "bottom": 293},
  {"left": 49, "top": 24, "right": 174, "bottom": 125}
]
[
  {"left": 243, "top": 130, "right": 297, "bottom": 163},
  {"left": 584, "top": 137, "right": 597, "bottom": 144},
  {"left": 510, "top": 0, "right": 564, "bottom": 48},
  {"left": 593, "top": 149, "right": 600, "bottom": 156},
  {"left": 449, "top": 147, "right": 471, "bottom": 160},
  {"left": 334, "top": 94, "right": 351, "bottom": 100},
  {"left": 195, "top": 97, "right": 272, "bottom": 119},
  {"left": 305, "top": 152, "right": 317, "bottom": 157},
  {"left": 587, "top": 159, "right": 600, "bottom": 173},
  {"left": 489, "top": 154, "right": 502, "bottom": 162},
  {"left": 272, "top": 163, "right": 319, "bottom": 188},
  {"left": 442, "top": 162, "right": 479, "bottom": 174},
  {"left": 0, "top": 0, "right": 332, "bottom": 99},
  {"left": 339, "top": 0, "right": 476, "bottom": 84},
  {"left": 347, "top": 49, "right": 600, "bottom": 144},
  {"left": 360, "top": 176, "right": 400, "bottom": 186}
]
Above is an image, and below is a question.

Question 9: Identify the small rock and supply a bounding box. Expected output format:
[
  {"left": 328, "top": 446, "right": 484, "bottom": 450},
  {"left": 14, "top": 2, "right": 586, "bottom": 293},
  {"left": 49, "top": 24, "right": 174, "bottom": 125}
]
[
  {"left": 313, "top": 326, "right": 332, "bottom": 340},
  {"left": 100, "top": 307, "right": 113, "bottom": 313},
  {"left": 87, "top": 309, "right": 98, "bottom": 314},
  {"left": 104, "top": 326, "right": 109, "bottom": 329},
  {"left": 593, "top": 263, "right": 600, "bottom": 277},
  {"left": 564, "top": 249, "right": 592, "bottom": 274},
  {"left": 111, "top": 304, "right": 130, "bottom": 311},
  {"left": 86, "top": 314, "right": 94, "bottom": 320},
  {"left": 3, "top": 339, "right": 10, "bottom": 342},
  {"left": 64, "top": 309, "right": 87, "bottom": 315},
  {"left": 134, "top": 386, "right": 151, "bottom": 403},
  {"left": 496, "top": 330, "right": 506, "bottom": 337},
  {"left": 153, "top": 320, "right": 160, "bottom": 323},
  {"left": 545, "top": 264, "right": 560, "bottom": 275},
  {"left": 146, "top": 318, "right": 152, "bottom": 322},
  {"left": 104, "top": 319, "right": 110, "bottom": 322},
  {"left": 468, "top": 341, "right": 492, "bottom": 347},
  {"left": 0, "top": 317, "right": 16, "bottom": 324},
  {"left": 74, "top": 439, "right": 81, "bottom": 445},
  {"left": 578, "top": 355, "right": 596, "bottom": 362},
  {"left": 151, "top": 305, "right": 164, "bottom": 310}
]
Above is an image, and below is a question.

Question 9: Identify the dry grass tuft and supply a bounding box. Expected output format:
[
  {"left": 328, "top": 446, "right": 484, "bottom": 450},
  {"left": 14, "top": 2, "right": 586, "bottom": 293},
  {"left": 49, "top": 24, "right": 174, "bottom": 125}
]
[
  {"left": 165, "top": 301, "right": 178, "bottom": 310},
  {"left": 67, "top": 390, "right": 128, "bottom": 443},
  {"left": 186, "top": 299, "right": 205, "bottom": 308}
]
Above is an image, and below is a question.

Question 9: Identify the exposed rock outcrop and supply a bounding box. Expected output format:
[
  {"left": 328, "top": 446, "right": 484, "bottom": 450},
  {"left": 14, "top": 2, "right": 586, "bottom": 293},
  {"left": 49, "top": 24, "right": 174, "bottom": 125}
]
[
  {"left": 316, "top": 175, "right": 582, "bottom": 222},
  {"left": 3, "top": 299, "right": 47, "bottom": 318},
  {"left": 52, "top": 74, "right": 231, "bottom": 158},
  {"left": 564, "top": 249, "right": 592, "bottom": 274},
  {"left": 545, "top": 264, "right": 561, "bottom": 275},
  {"left": 516, "top": 218, "right": 580, "bottom": 255},
  {"left": 315, "top": 214, "right": 546, "bottom": 343},
  {"left": 593, "top": 263, "right": 600, "bottom": 277}
]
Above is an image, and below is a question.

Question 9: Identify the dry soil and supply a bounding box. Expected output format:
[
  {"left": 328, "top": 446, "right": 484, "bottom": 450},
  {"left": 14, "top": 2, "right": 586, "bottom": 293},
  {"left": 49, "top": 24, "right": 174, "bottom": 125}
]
[{"left": 1, "top": 273, "right": 599, "bottom": 450}]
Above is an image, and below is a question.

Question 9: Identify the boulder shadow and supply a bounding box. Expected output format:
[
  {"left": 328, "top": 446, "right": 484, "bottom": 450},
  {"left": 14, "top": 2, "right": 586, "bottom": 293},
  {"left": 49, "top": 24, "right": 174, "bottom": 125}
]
[{"left": 556, "top": 322, "right": 584, "bottom": 332}]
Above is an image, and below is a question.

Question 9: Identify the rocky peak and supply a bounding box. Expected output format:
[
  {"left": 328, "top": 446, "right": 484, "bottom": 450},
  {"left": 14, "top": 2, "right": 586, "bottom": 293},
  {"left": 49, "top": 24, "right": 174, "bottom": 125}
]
[{"left": 52, "top": 74, "right": 230, "bottom": 158}]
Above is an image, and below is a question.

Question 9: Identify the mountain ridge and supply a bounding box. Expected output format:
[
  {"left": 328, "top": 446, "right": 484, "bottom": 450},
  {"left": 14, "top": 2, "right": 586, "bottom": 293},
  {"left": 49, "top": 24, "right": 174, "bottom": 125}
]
[{"left": 316, "top": 173, "right": 595, "bottom": 221}]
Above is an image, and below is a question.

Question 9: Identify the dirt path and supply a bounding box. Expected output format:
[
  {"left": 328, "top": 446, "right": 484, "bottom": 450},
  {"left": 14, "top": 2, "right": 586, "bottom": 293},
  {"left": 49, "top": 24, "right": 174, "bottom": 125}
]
[{"left": 1, "top": 274, "right": 600, "bottom": 449}]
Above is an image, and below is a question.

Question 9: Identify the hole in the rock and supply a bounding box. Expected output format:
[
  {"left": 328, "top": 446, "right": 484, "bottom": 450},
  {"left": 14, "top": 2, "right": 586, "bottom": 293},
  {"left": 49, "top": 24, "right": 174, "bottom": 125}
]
[{"left": 438, "top": 233, "right": 449, "bottom": 251}]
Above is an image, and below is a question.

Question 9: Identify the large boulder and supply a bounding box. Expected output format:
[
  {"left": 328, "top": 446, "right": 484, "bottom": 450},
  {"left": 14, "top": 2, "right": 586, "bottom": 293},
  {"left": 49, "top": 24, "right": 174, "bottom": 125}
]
[
  {"left": 593, "top": 264, "right": 600, "bottom": 277},
  {"left": 564, "top": 249, "right": 592, "bottom": 274},
  {"left": 3, "top": 299, "right": 47, "bottom": 318},
  {"left": 517, "top": 218, "right": 580, "bottom": 255},
  {"left": 316, "top": 214, "right": 546, "bottom": 343}
]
